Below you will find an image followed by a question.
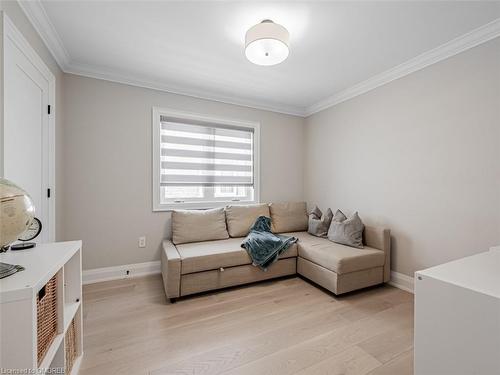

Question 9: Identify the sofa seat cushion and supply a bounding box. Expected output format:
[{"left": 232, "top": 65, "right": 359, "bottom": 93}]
[
  {"left": 284, "top": 231, "right": 385, "bottom": 275},
  {"left": 176, "top": 238, "right": 298, "bottom": 274}
]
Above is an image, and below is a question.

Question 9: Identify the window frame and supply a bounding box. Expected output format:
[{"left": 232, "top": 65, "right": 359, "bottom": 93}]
[{"left": 152, "top": 107, "right": 260, "bottom": 211}]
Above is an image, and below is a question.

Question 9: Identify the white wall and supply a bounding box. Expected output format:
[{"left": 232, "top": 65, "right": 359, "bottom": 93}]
[
  {"left": 61, "top": 74, "right": 305, "bottom": 270},
  {"left": 305, "top": 38, "right": 500, "bottom": 277}
]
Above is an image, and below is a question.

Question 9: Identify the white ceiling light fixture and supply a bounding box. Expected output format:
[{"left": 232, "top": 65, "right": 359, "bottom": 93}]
[{"left": 245, "top": 19, "right": 290, "bottom": 66}]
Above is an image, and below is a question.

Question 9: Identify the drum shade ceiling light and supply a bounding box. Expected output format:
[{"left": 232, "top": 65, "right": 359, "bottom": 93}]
[{"left": 245, "top": 20, "right": 289, "bottom": 66}]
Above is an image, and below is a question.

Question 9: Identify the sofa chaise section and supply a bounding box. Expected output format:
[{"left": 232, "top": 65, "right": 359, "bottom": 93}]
[{"left": 289, "top": 226, "right": 391, "bottom": 295}]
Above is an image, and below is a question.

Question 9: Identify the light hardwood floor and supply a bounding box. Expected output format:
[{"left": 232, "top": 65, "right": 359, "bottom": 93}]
[{"left": 80, "top": 275, "right": 414, "bottom": 375}]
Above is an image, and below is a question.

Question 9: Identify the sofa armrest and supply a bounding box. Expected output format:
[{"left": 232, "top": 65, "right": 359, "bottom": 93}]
[
  {"left": 161, "top": 240, "right": 182, "bottom": 299},
  {"left": 364, "top": 226, "right": 391, "bottom": 283}
]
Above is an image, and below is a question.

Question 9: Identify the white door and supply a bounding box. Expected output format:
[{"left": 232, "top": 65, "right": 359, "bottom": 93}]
[{"left": 3, "top": 19, "right": 54, "bottom": 243}]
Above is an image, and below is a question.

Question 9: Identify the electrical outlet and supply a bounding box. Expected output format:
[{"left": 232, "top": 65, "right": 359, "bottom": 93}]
[{"left": 138, "top": 236, "right": 146, "bottom": 248}]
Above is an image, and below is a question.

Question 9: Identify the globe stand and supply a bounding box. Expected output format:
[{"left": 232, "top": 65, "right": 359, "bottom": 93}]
[{"left": 11, "top": 242, "right": 36, "bottom": 251}]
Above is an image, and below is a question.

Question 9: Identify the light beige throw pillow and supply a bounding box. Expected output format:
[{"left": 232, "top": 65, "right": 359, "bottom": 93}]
[
  {"left": 172, "top": 208, "right": 229, "bottom": 245},
  {"left": 225, "top": 204, "right": 270, "bottom": 237},
  {"left": 269, "top": 202, "right": 308, "bottom": 233}
]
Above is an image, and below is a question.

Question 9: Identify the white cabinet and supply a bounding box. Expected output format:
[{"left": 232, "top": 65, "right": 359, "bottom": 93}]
[
  {"left": 414, "top": 251, "right": 500, "bottom": 375},
  {"left": 0, "top": 241, "right": 83, "bottom": 373}
]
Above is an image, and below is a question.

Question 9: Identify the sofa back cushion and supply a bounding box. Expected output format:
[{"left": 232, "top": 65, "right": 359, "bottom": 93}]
[
  {"left": 269, "top": 202, "right": 308, "bottom": 233},
  {"left": 225, "top": 204, "right": 270, "bottom": 237},
  {"left": 172, "top": 208, "right": 229, "bottom": 245}
]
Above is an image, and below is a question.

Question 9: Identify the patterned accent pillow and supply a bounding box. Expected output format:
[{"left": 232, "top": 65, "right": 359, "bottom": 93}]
[
  {"left": 327, "top": 211, "right": 365, "bottom": 248},
  {"left": 308, "top": 206, "right": 333, "bottom": 238}
]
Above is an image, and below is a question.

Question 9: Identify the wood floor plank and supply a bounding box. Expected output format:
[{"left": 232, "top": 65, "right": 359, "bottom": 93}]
[
  {"left": 81, "top": 285, "right": 332, "bottom": 372},
  {"left": 292, "top": 345, "right": 382, "bottom": 375},
  {"left": 213, "top": 301, "right": 413, "bottom": 375},
  {"left": 357, "top": 327, "right": 414, "bottom": 364},
  {"left": 83, "top": 280, "right": 323, "bottom": 352},
  {"left": 79, "top": 275, "right": 414, "bottom": 375},
  {"left": 150, "top": 303, "right": 350, "bottom": 375},
  {"left": 366, "top": 349, "right": 413, "bottom": 375},
  {"left": 84, "top": 278, "right": 315, "bottom": 346}
]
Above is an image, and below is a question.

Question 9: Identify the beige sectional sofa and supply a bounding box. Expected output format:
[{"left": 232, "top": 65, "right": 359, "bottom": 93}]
[{"left": 161, "top": 202, "right": 390, "bottom": 302}]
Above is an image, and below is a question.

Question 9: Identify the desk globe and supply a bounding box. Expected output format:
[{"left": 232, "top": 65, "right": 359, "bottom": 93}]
[{"left": 0, "top": 178, "right": 35, "bottom": 249}]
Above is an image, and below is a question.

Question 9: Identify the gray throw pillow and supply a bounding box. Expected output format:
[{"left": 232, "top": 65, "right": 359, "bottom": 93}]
[
  {"left": 333, "top": 209, "right": 347, "bottom": 223},
  {"left": 308, "top": 206, "right": 333, "bottom": 237},
  {"left": 310, "top": 206, "right": 322, "bottom": 219},
  {"left": 327, "top": 211, "right": 364, "bottom": 248}
]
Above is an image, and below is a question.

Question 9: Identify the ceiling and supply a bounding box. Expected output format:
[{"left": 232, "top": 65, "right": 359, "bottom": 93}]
[{"left": 20, "top": 1, "right": 500, "bottom": 116}]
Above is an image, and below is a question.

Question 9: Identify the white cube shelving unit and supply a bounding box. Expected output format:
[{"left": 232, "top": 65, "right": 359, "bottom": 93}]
[
  {"left": 414, "top": 250, "right": 500, "bottom": 375},
  {"left": 0, "top": 241, "right": 83, "bottom": 374}
]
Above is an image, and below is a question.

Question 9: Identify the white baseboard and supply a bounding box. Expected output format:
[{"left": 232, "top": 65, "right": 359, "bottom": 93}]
[
  {"left": 388, "top": 271, "right": 414, "bottom": 294},
  {"left": 82, "top": 261, "right": 161, "bottom": 285},
  {"left": 82, "top": 261, "right": 416, "bottom": 294}
]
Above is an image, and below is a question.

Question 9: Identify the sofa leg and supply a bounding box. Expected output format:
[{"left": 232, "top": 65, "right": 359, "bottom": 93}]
[{"left": 169, "top": 297, "right": 177, "bottom": 304}]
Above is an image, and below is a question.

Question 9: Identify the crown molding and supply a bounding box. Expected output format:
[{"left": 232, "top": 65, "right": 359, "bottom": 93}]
[
  {"left": 17, "top": 0, "right": 70, "bottom": 70},
  {"left": 2, "top": 11, "right": 54, "bottom": 81},
  {"left": 65, "top": 61, "right": 306, "bottom": 116},
  {"left": 17, "top": 0, "right": 305, "bottom": 116},
  {"left": 305, "top": 18, "right": 500, "bottom": 117},
  {"left": 16, "top": 0, "right": 500, "bottom": 118}
]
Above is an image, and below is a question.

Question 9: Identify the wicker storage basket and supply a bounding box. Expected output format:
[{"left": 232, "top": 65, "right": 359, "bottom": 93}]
[
  {"left": 36, "top": 274, "right": 58, "bottom": 365},
  {"left": 65, "top": 318, "right": 77, "bottom": 374}
]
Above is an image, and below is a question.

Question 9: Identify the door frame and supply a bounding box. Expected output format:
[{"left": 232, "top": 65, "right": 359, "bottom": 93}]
[{"left": 2, "top": 12, "right": 56, "bottom": 242}]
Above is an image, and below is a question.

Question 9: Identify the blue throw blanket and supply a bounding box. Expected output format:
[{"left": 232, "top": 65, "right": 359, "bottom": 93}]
[{"left": 241, "top": 216, "right": 298, "bottom": 271}]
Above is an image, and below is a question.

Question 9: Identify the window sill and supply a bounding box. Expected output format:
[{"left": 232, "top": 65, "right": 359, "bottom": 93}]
[{"left": 153, "top": 200, "right": 258, "bottom": 212}]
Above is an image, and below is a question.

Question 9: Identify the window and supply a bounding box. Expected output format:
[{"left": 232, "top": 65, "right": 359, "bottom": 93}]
[{"left": 152, "top": 108, "right": 260, "bottom": 210}]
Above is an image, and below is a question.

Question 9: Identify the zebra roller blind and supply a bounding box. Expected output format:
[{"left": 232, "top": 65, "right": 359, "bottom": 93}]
[{"left": 160, "top": 118, "right": 254, "bottom": 187}]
